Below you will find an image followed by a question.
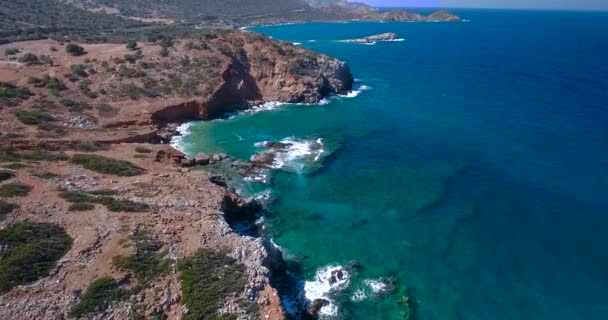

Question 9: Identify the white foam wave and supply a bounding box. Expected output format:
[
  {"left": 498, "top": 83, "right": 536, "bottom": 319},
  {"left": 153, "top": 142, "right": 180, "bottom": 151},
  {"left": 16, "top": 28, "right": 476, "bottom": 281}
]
[
  {"left": 266, "top": 137, "right": 325, "bottom": 172},
  {"left": 169, "top": 122, "right": 193, "bottom": 151},
  {"left": 244, "top": 101, "right": 288, "bottom": 115},
  {"left": 338, "top": 84, "right": 371, "bottom": 98},
  {"left": 351, "top": 278, "right": 391, "bottom": 302},
  {"left": 387, "top": 38, "right": 406, "bottom": 42},
  {"left": 293, "top": 42, "right": 302, "bottom": 46},
  {"left": 305, "top": 265, "right": 350, "bottom": 317}
]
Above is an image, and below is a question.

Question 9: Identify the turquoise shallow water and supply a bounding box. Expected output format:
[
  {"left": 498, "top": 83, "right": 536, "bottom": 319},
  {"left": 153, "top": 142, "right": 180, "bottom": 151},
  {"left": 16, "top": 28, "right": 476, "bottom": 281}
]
[{"left": 177, "top": 10, "right": 608, "bottom": 320}]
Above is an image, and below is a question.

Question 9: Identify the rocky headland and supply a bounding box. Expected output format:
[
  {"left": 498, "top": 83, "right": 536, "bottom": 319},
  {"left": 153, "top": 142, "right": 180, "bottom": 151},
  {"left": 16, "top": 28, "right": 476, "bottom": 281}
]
[
  {"left": 339, "top": 32, "right": 403, "bottom": 44},
  {"left": 0, "top": 28, "right": 353, "bottom": 320}
]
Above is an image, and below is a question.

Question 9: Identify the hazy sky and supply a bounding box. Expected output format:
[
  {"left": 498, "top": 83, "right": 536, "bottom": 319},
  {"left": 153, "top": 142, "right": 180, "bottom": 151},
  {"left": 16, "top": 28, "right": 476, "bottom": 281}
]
[{"left": 360, "top": 0, "right": 608, "bottom": 10}]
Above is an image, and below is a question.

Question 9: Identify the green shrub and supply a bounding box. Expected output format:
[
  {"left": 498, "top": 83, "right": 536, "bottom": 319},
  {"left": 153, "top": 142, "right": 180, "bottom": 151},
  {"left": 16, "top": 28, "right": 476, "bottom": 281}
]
[
  {"left": 96, "top": 104, "right": 119, "bottom": 118},
  {"left": 68, "top": 277, "right": 128, "bottom": 318},
  {"left": 0, "top": 200, "right": 17, "bottom": 218},
  {"left": 88, "top": 189, "right": 118, "bottom": 196},
  {"left": 59, "top": 190, "right": 149, "bottom": 213},
  {"left": 4, "top": 48, "right": 19, "bottom": 55},
  {"left": 71, "top": 154, "right": 144, "bottom": 176},
  {"left": 69, "top": 203, "right": 95, "bottom": 211},
  {"left": 30, "top": 171, "right": 58, "bottom": 180},
  {"left": 28, "top": 75, "right": 67, "bottom": 95},
  {"left": 0, "top": 82, "right": 33, "bottom": 107},
  {"left": 14, "top": 110, "right": 54, "bottom": 125},
  {"left": 60, "top": 99, "right": 91, "bottom": 112},
  {"left": 66, "top": 43, "right": 85, "bottom": 56},
  {"left": 0, "top": 182, "right": 32, "bottom": 197},
  {"left": 126, "top": 40, "right": 138, "bottom": 50},
  {"left": 112, "top": 230, "right": 169, "bottom": 284},
  {"left": 72, "top": 143, "right": 110, "bottom": 152},
  {"left": 0, "top": 170, "right": 15, "bottom": 182},
  {"left": 135, "top": 146, "right": 152, "bottom": 154},
  {"left": 19, "top": 151, "right": 69, "bottom": 162},
  {"left": 178, "top": 249, "right": 248, "bottom": 320},
  {"left": 72, "top": 64, "right": 89, "bottom": 77},
  {"left": 0, "top": 221, "right": 72, "bottom": 294},
  {"left": 3, "top": 163, "right": 26, "bottom": 170},
  {"left": 18, "top": 53, "right": 39, "bottom": 64}
]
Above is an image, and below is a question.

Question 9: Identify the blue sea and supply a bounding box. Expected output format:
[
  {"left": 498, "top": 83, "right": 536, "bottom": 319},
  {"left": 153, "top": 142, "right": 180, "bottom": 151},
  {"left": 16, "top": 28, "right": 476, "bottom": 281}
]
[{"left": 176, "top": 10, "right": 608, "bottom": 320}]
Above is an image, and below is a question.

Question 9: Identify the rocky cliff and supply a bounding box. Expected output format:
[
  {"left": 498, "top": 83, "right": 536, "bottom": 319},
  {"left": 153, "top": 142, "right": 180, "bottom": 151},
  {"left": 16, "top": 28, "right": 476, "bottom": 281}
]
[{"left": 0, "top": 28, "right": 354, "bottom": 320}]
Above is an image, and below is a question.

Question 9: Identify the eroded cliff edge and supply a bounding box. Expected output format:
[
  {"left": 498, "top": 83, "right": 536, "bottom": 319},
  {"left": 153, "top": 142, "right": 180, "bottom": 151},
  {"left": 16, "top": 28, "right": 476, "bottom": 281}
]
[{"left": 0, "top": 29, "right": 353, "bottom": 320}]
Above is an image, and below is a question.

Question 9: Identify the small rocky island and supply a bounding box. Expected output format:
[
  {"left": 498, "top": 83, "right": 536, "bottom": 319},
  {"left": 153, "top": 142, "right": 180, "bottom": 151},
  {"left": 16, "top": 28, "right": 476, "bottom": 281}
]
[{"left": 339, "top": 32, "right": 403, "bottom": 44}]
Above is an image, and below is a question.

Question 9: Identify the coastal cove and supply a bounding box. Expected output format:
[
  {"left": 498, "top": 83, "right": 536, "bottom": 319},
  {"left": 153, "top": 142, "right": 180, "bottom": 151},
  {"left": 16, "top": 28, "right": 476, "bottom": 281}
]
[{"left": 174, "top": 9, "right": 608, "bottom": 320}]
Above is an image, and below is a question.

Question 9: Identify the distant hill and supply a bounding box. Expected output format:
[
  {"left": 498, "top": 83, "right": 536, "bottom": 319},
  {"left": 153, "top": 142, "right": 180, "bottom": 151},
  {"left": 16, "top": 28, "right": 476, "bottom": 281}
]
[
  {"left": 0, "top": 0, "right": 460, "bottom": 43},
  {"left": 0, "top": 0, "right": 145, "bottom": 43},
  {"left": 68, "top": 0, "right": 312, "bottom": 20}
]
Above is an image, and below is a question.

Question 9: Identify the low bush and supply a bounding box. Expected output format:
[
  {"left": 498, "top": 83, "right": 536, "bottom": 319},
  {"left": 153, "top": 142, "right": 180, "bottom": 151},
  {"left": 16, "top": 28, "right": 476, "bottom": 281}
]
[
  {"left": 0, "top": 182, "right": 32, "bottom": 197},
  {"left": 19, "top": 150, "right": 69, "bottom": 162},
  {"left": 135, "top": 146, "right": 152, "bottom": 154},
  {"left": 72, "top": 143, "right": 110, "bottom": 152},
  {"left": 112, "top": 230, "right": 169, "bottom": 284},
  {"left": 4, "top": 48, "right": 19, "bottom": 55},
  {"left": 70, "top": 154, "right": 145, "bottom": 176},
  {"left": 0, "top": 200, "right": 17, "bottom": 218},
  {"left": 18, "top": 53, "right": 39, "bottom": 64},
  {"left": 30, "top": 171, "right": 58, "bottom": 180},
  {"left": 0, "top": 170, "right": 15, "bottom": 182},
  {"left": 96, "top": 104, "right": 119, "bottom": 118},
  {"left": 0, "top": 221, "right": 73, "bottom": 294},
  {"left": 59, "top": 190, "right": 149, "bottom": 213},
  {"left": 66, "top": 43, "right": 85, "bottom": 56},
  {"left": 68, "top": 277, "right": 128, "bottom": 318},
  {"left": 27, "top": 75, "right": 67, "bottom": 95},
  {"left": 68, "top": 203, "right": 95, "bottom": 211},
  {"left": 3, "top": 163, "right": 26, "bottom": 170},
  {"left": 0, "top": 82, "right": 33, "bottom": 107},
  {"left": 60, "top": 99, "right": 91, "bottom": 112},
  {"left": 178, "top": 249, "right": 249, "bottom": 320},
  {"left": 14, "top": 110, "right": 54, "bottom": 125}
]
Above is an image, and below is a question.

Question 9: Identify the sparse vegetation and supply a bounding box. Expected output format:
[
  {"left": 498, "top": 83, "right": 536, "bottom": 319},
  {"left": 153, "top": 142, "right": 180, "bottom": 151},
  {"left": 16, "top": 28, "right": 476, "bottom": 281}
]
[
  {"left": 72, "top": 143, "right": 110, "bottom": 152},
  {"left": 126, "top": 40, "right": 138, "bottom": 50},
  {"left": 0, "top": 82, "right": 33, "bottom": 107},
  {"left": 5, "top": 48, "right": 19, "bottom": 55},
  {"left": 112, "top": 230, "right": 169, "bottom": 284},
  {"left": 0, "top": 182, "right": 32, "bottom": 197},
  {"left": 70, "top": 154, "right": 145, "bottom": 176},
  {"left": 66, "top": 43, "right": 85, "bottom": 56},
  {"left": 28, "top": 75, "right": 67, "bottom": 95},
  {"left": 30, "top": 171, "right": 59, "bottom": 180},
  {"left": 3, "top": 163, "right": 26, "bottom": 170},
  {"left": 178, "top": 249, "right": 250, "bottom": 320},
  {"left": 68, "top": 203, "right": 95, "bottom": 211},
  {"left": 135, "top": 146, "right": 152, "bottom": 154},
  {"left": 18, "top": 53, "right": 39, "bottom": 64},
  {"left": 15, "top": 109, "right": 55, "bottom": 125},
  {"left": 60, "top": 99, "right": 92, "bottom": 112},
  {"left": 68, "top": 277, "right": 128, "bottom": 318},
  {"left": 96, "top": 104, "right": 119, "bottom": 118},
  {"left": 0, "top": 221, "right": 72, "bottom": 294},
  {"left": 59, "top": 190, "right": 150, "bottom": 213},
  {"left": 0, "top": 200, "right": 17, "bottom": 219},
  {"left": 0, "top": 170, "right": 15, "bottom": 182}
]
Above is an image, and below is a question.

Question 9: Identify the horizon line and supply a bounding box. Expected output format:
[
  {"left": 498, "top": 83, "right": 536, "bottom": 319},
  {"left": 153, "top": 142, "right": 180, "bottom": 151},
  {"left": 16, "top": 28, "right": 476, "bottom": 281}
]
[{"left": 372, "top": 6, "right": 608, "bottom": 12}]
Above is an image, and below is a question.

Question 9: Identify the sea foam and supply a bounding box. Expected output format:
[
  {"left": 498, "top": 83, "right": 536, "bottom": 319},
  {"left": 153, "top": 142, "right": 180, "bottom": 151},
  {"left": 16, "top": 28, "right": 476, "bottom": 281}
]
[{"left": 304, "top": 265, "right": 350, "bottom": 317}]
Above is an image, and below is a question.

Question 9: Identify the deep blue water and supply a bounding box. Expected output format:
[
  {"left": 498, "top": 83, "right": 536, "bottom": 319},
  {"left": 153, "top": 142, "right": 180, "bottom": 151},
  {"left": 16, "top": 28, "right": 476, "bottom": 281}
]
[{"left": 178, "top": 10, "right": 608, "bottom": 320}]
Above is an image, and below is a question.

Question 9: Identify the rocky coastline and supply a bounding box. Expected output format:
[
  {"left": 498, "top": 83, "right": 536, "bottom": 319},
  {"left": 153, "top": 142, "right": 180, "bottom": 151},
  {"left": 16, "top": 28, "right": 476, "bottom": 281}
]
[{"left": 0, "top": 30, "right": 353, "bottom": 320}]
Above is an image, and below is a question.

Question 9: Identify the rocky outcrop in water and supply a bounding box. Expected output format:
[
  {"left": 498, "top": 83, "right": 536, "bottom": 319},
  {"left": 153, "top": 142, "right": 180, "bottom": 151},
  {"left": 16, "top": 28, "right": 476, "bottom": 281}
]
[{"left": 340, "top": 32, "right": 402, "bottom": 44}]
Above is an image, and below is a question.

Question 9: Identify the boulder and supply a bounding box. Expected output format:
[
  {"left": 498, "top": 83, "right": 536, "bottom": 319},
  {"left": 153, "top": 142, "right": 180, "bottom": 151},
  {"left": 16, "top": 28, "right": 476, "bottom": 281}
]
[
  {"left": 194, "top": 153, "right": 210, "bottom": 165},
  {"left": 304, "top": 299, "right": 330, "bottom": 320}
]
